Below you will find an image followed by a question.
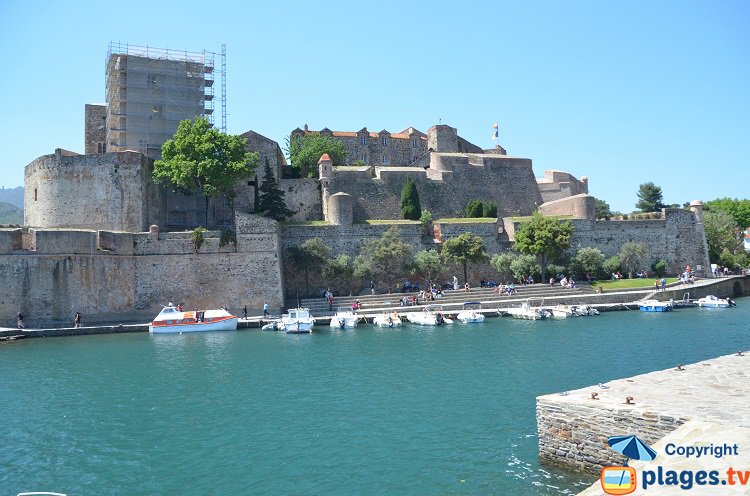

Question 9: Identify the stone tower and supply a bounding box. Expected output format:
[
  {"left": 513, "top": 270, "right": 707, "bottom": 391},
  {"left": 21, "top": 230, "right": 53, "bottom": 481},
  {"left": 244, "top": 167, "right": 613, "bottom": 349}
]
[
  {"left": 427, "top": 125, "right": 458, "bottom": 152},
  {"left": 318, "top": 153, "right": 333, "bottom": 221}
]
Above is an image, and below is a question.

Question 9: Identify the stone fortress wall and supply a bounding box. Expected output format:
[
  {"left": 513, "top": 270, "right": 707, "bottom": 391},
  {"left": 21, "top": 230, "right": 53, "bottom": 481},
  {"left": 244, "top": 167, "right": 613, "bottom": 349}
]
[
  {"left": 537, "top": 170, "right": 589, "bottom": 203},
  {"left": 0, "top": 212, "right": 284, "bottom": 327}
]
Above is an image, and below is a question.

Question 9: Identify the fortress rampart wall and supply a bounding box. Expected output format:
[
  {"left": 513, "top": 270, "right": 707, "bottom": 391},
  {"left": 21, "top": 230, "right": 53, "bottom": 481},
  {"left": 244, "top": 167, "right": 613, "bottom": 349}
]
[{"left": 537, "top": 170, "right": 588, "bottom": 203}]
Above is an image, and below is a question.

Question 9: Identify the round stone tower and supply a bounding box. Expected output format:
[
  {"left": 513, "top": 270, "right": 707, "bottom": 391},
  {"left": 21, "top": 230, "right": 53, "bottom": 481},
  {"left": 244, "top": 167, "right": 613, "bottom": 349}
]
[{"left": 327, "top": 192, "right": 353, "bottom": 226}]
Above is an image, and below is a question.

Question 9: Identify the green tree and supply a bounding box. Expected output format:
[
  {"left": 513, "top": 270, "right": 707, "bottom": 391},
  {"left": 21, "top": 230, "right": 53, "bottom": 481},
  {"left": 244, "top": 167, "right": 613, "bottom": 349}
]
[
  {"left": 154, "top": 117, "right": 257, "bottom": 226},
  {"left": 288, "top": 134, "right": 346, "bottom": 178},
  {"left": 482, "top": 201, "right": 498, "bottom": 218},
  {"left": 704, "top": 198, "right": 750, "bottom": 230},
  {"left": 513, "top": 212, "right": 573, "bottom": 280},
  {"left": 257, "top": 158, "right": 295, "bottom": 221},
  {"left": 603, "top": 255, "right": 621, "bottom": 277},
  {"left": 510, "top": 254, "right": 541, "bottom": 281},
  {"left": 419, "top": 208, "right": 433, "bottom": 236},
  {"left": 287, "top": 238, "right": 331, "bottom": 297},
  {"left": 651, "top": 259, "right": 667, "bottom": 277},
  {"left": 465, "top": 199, "right": 484, "bottom": 218},
  {"left": 411, "top": 249, "right": 443, "bottom": 287},
  {"left": 355, "top": 226, "right": 414, "bottom": 292},
  {"left": 618, "top": 241, "right": 649, "bottom": 278},
  {"left": 594, "top": 198, "right": 612, "bottom": 220},
  {"left": 569, "top": 247, "right": 605, "bottom": 279},
  {"left": 400, "top": 177, "right": 422, "bottom": 220},
  {"left": 441, "top": 232, "right": 488, "bottom": 284},
  {"left": 323, "top": 254, "right": 355, "bottom": 296},
  {"left": 636, "top": 182, "right": 665, "bottom": 212},
  {"left": 490, "top": 252, "right": 517, "bottom": 283},
  {"left": 703, "top": 209, "right": 744, "bottom": 263}
]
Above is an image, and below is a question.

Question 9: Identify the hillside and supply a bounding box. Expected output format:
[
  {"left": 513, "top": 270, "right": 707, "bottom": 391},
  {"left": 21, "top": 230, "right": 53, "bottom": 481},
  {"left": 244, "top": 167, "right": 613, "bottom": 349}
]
[
  {"left": 0, "top": 186, "right": 23, "bottom": 209},
  {"left": 0, "top": 202, "right": 23, "bottom": 225}
]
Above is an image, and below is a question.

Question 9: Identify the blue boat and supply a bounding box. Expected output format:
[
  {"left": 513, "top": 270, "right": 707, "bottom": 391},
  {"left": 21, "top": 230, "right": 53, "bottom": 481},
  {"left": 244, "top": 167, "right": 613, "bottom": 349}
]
[{"left": 639, "top": 299, "right": 674, "bottom": 312}]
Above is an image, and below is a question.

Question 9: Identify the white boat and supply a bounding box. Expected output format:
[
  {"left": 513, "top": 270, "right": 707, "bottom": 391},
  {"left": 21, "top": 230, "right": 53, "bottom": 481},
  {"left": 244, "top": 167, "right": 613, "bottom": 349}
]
[
  {"left": 149, "top": 305, "right": 238, "bottom": 333},
  {"left": 639, "top": 300, "right": 674, "bottom": 312},
  {"left": 550, "top": 305, "right": 572, "bottom": 319},
  {"left": 261, "top": 320, "right": 283, "bottom": 331},
  {"left": 505, "top": 301, "right": 550, "bottom": 320},
  {"left": 456, "top": 302, "right": 485, "bottom": 323},
  {"left": 405, "top": 305, "right": 453, "bottom": 326},
  {"left": 280, "top": 308, "right": 315, "bottom": 333},
  {"left": 373, "top": 312, "right": 402, "bottom": 328},
  {"left": 696, "top": 295, "right": 736, "bottom": 308},
  {"left": 330, "top": 309, "right": 360, "bottom": 329},
  {"left": 573, "top": 304, "right": 600, "bottom": 316}
]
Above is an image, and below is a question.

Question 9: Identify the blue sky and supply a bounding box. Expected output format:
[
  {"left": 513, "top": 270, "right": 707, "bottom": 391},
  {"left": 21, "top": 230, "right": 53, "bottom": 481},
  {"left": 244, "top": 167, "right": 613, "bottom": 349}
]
[{"left": 1, "top": 0, "right": 748, "bottom": 213}]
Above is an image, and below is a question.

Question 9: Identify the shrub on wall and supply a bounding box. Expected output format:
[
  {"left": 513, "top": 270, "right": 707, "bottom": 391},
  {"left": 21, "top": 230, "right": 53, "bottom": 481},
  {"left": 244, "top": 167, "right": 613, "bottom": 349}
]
[
  {"left": 192, "top": 227, "right": 206, "bottom": 253},
  {"left": 652, "top": 259, "right": 667, "bottom": 277},
  {"left": 483, "top": 201, "right": 498, "bottom": 218},
  {"left": 466, "top": 199, "right": 484, "bottom": 218},
  {"left": 400, "top": 177, "right": 422, "bottom": 220}
]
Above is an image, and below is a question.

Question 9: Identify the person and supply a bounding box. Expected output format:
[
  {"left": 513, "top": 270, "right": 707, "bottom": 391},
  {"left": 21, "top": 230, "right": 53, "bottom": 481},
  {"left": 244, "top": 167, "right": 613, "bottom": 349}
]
[
  {"left": 549, "top": 277, "right": 555, "bottom": 286},
  {"left": 528, "top": 275, "right": 534, "bottom": 285},
  {"left": 263, "top": 302, "right": 269, "bottom": 318},
  {"left": 168, "top": 300, "right": 175, "bottom": 307},
  {"left": 464, "top": 282, "right": 470, "bottom": 292},
  {"left": 654, "top": 280, "right": 659, "bottom": 291},
  {"left": 17, "top": 312, "right": 24, "bottom": 329},
  {"left": 453, "top": 276, "right": 458, "bottom": 291},
  {"left": 328, "top": 293, "right": 334, "bottom": 311},
  {"left": 177, "top": 304, "right": 183, "bottom": 312},
  {"left": 74, "top": 312, "right": 82, "bottom": 328},
  {"left": 660, "top": 277, "right": 667, "bottom": 291},
  {"left": 370, "top": 280, "right": 375, "bottom": 295},
  {"left": 243, "top": 305, "right": 248, "bottom": 319}
]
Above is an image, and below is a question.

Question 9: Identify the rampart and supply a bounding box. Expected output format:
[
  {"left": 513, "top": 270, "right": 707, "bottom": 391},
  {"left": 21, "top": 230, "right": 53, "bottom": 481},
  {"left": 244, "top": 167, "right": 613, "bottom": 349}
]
[
  {"left": 24, "top": 150, "right": 165, "bottom": 232},
  {"left": 537, "top": 170, "right": 588, "bottom": 203},
  {"left": 0, "top": 213, "right": 284, "bottom": 327}
]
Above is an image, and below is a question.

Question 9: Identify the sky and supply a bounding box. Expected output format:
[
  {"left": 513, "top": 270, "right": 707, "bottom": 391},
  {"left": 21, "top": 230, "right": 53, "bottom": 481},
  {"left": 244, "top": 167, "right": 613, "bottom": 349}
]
[{"left": 1, "top": 0, "right": 748, "bottom": 213}]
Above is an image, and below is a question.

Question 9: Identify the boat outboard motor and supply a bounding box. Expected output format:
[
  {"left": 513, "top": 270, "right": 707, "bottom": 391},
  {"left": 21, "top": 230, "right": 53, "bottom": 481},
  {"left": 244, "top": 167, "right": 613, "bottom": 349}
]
[{"left": 728, "top": 298, "right": 736, "bottom": 307}]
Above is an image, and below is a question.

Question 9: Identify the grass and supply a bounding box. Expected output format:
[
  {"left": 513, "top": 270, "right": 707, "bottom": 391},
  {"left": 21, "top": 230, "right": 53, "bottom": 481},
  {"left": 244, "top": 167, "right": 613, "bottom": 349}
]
[
  {"left": 590, "top": 278, "right": 679, "bottom": 290},
  {"left": 282, "top": 220, "right": 331, "bottom": 226},
  {"left": 434, "top": 217, "right": 497, "bottom": 223},
  {"left": 357, "top": 219, "right": 420, "bottom": 225}
]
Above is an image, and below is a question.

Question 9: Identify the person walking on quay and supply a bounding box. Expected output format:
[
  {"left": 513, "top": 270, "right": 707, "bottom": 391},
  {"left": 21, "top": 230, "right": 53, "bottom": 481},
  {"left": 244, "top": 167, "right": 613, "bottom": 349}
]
[
  {"left": 370, "top": 280, "right": 375, "bottom": 295},
  {"left": 74, "top": 312, "right": 82, "bottom": 328},
  {"left": 660, "top": 277, "right": 667, "bottom": 291},
  {"left": 243, "top": 305, "right": 248, "bottom": 319},
  {"left": 263, "top": 302, "right": 269, "bottom": 318},
  {"left": 17, "top": 312, "right": 24, "bottom": 329}
]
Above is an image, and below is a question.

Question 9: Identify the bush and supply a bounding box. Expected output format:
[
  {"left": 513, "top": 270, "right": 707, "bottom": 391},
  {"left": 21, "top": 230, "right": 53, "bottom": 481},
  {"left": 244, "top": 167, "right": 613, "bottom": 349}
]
[
  {"left": 545, "top": 263, "right": 566, "bottom": 281},
  {"left": 482, "top": 201, "right": 498, "bottom": 218},
  {"left": 192, "top": 227, "right": 206, "bottom": 253},
  {"left": 603, "top": 255, "right": 621, "bottom": 276},
  {"left": 652, "top": 259, "right": 667, "bottom": 277},
  {"left": 400, "top": 177, "right": 422, "bottom": 220},
  {"left": 466, "top": 199, "right": 484, "bottom": 218}
]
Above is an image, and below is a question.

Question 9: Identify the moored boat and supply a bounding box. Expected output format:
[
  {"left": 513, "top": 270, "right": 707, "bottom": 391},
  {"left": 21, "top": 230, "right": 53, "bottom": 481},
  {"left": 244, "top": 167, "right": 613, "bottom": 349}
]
[
  {"left": 149, "top": 305, "right": 238, "bottom": 333},
  {"left": 330, "top": 309, "right": 360, "bottom": 329},
  {"left": 456, "top": 302, "right": 485, "bottom": 323},
  {"left": 505, "top": 300, "right": 550, "bottom": 320},
  {"left": 281, "top": 308, "right": 315, "bottom": 333},
  {"left": 639, "top": 299, "right": 674, "bottom": 312},
  {"left": 373, "top": 312, "right": 402, "bottom": 328},
  {"left": 696, "top": 295, "right": 735, "bottom": 308},
  {"left": 405, "top": 305, "right": 453, "bottom": 326}
]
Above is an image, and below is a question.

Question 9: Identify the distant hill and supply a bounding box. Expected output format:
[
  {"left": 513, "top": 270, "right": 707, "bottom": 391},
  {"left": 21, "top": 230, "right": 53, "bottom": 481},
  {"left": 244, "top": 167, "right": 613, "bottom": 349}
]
[
  {"left": 0, "top": 186, "right": 23, "bottom": 209},
  {"left": 0, "top": 202, "right": 23, "bottom": 225}
]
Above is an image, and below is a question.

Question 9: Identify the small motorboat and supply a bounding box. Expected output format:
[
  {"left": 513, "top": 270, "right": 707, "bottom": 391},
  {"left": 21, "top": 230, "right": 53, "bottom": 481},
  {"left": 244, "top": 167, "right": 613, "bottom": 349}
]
[
  {"left": 280, "top": 308, "right": 315, "bottom": 333},
  {"left": 573, "top": 304, "right": 600, "bottom": 316},
  {"left": 456, "top": 302, "right": 485, "bottom": 323},
  {"left": 405, "top": 305, "right": 453, "bottom": 326},
  {"left": 639, "top": 300, "right": 674, "bottom": 312},
  {"left": 695, "top": 295, "right": 735, "bottom": 308},
  {"left": 505, "top": 300, "right": 549, "bottom": 320},
  {"left": 330, "top": 309, "right": 360, "bottom": 329},
  {"left": 373, "top": 312, "right": 402, "bottom": 328},
  {"left": 149, "top": 305, "right": 238, "bottom": 333},
  {"left": 261, "top": 320, "right": 283, "bottom": 331}
]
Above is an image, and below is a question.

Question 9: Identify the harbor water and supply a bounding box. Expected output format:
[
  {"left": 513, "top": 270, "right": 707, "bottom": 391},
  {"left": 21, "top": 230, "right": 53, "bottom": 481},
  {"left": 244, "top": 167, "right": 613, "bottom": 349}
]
[{"left": 2, "top": 302, "right": 749, "bottom": 495}]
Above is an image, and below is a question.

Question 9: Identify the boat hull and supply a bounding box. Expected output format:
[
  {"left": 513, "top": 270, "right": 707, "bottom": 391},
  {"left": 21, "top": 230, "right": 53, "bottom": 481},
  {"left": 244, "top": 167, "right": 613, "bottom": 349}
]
[
  {"left": 373, "top": 314, "right": 402, "bottom": 328},
  {"left": 639, "top": 304, "right": 673, "bottom": 312},
  {"left": 150, "top": 317, "right": 238, "bottom": 333}
]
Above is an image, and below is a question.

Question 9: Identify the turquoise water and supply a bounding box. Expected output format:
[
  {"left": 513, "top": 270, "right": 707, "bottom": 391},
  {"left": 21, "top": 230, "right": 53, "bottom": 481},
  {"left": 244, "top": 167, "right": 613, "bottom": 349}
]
[{"left": 2, "top": 303, "right": 749, "bottom": 495}]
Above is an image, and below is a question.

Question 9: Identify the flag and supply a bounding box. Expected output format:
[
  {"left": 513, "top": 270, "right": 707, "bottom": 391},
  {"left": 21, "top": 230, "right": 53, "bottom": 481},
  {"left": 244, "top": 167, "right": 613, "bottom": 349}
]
[{"left": 492, "top": 122, "right": 499, "bottom": 140}]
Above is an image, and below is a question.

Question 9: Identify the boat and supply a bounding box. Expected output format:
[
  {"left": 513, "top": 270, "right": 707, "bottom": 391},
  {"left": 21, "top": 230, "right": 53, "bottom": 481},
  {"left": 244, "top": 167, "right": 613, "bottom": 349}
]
[
  {"left": 504, "top": 300, "right": 550, "bottom": 320},
  {"left": 639, "top": 300, "right": 674, "bottom": 312},
  {"left": 373, "top": 312, "right": 402, "bottom": 328},
  {"left": 149, "top": 305, "right": 238, "bottom": 333},
  {"left": 330, "top": 309, "right": 360, "bottom": 329},
  {"left": 405, "top": 305, "right": 453, "bottom": 326},
  {"left": 261, "top": 320, "right": 283, "bottom": 331},
  {"left": 573, "top": 304, "right": 600, "bottom": 316},
  {"left": 280, "top": 308, "right": 315, "bottom": 333},
  {"left": 456, "top": 302, "right": 485, "bottom": 323},
  {"left": 550, "top": 305, "right": 572, "bottom": 319},
  {"left": 696, "top": 295, "right": 736, "bottom": 308}
]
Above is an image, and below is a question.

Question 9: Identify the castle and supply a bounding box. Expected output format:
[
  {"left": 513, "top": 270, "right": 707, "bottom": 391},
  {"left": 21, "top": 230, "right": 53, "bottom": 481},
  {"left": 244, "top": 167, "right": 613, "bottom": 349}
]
[{"left": 0, "top": 44, "right": 712, "bottom": 327}]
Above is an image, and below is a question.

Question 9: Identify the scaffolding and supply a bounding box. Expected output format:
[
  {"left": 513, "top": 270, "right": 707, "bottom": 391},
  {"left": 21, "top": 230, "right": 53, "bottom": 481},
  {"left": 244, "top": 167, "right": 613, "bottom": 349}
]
[{"left": 105, "top": 42, "right": 227, "bottom": 157}]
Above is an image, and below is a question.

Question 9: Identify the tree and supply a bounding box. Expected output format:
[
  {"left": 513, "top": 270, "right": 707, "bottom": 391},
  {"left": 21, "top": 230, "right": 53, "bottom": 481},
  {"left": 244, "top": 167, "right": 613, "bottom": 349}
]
[
  {"left": 441, "top": 232, "right": 488, "bottom": 284},
  {"left": 594, "top": 198, "right": 612, "bottom": 220},
  {"left": 287, "top": 238, "right": 331, "bottom": 297},
  {"left": 603, "top": 255, "right": 621, "bottom": 276},
  {"left": 569, "top": 247, "right": 605, "bottom": 279},
  {"left": 513, "top": 212, "right": 573, "bottom": 280},
  {"left": 154, "top": 117, "right": 257, "bottom": 226},
  {"left": 465, "top": 199, "right": 484, "bottom": 218},
  {"left": 257, "top": 157, "right": 295, "bottom": 221},
  {"left": 490, "top": 252, "right": 517, "bottom": 283},
  {"left": 482, "top": 201, "right": 498, "bottom": 218},
  {"left": 323, "top": 254, "right": 354, "bottom": 296},
  {"left": 703, "top": 209, "right": 744, "bottom": 263},
  {"left": 411, "top": 249, "right": 443, "bottom": 286},
  {"left": 400, "top": 177, "right": 422, "bottom": 220},
  {"left": 419, "top": 209, "right": 433, "bottom": 236},
  {"left": 355, "top": 226, "right": 414, "bottom": 292},
  {"left": 510, "top": 254, "right": 541, "bottom": 281},
  {"left": 704, "top": 198, "right": 750, "bottom": 230},
  {"left": 636, "top": 182, "right": 665, "bottom": 212},
  {"left": 288, "top": 134, "right": 346, "bottom": 178},
  {"left": 618, "top": 241, "right": 649, "bottom": 278}
]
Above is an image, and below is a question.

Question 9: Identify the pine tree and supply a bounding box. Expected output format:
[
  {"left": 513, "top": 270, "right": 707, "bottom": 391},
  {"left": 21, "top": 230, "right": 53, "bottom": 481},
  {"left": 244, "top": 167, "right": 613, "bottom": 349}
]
[
  {"left": 400, "top": 177, "right": 422, "bottom": 220},
  {"left": 257, "top": 158, "right": 294, "bottom": 221}
]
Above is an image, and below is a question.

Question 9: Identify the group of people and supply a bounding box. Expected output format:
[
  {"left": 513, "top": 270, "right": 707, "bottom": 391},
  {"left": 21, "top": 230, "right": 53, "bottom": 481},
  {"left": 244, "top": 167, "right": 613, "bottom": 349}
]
[
  {"left": 16, "top": 311, "right": 84, "bottom": 329},
  {"left": 559, "top": 276, "right": 576, "bottom": 289},
  {"left": 322, "top": 289, "right": 335, "bottom": 311},
  {"left": 494, "top": 283, "right": 517, "bottom": 295}
]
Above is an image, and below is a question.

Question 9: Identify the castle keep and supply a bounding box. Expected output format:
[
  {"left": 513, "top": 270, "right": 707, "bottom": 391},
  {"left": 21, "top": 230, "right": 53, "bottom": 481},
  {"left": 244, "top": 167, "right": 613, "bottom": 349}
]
[{"left": 1, "top": 43, "right": 713, "bottom": 326}]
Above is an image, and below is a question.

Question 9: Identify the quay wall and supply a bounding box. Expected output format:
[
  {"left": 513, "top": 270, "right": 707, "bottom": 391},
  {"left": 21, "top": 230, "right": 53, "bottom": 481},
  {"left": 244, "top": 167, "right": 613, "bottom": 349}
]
[{"left": 0, "top": 214, "right": 284, "bottom": 328}]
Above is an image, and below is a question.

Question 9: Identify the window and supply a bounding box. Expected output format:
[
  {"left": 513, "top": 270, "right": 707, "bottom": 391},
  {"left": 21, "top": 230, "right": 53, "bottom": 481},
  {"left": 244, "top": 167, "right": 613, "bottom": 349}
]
[
  {"left": 382, "top": 136, "right": 389, "bottom": 146},
  {"left": 382, "top": 155, "right": 390, "bottom": 165},
  {"left": 360, "top": 154, "right": 368, "bottom": 163},
  {"left": 412, "top": 138, "right": 418, "bottom": 147},
  {"left": 361, "top": 136, "right": 367, "bottom": 145},
  {"left": 34, "top": 188, "right": 37, "bottom": 201}
]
